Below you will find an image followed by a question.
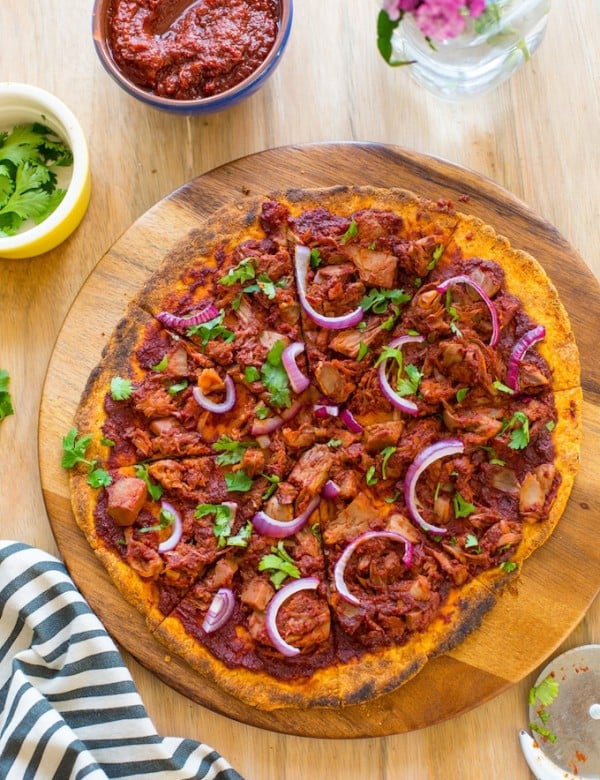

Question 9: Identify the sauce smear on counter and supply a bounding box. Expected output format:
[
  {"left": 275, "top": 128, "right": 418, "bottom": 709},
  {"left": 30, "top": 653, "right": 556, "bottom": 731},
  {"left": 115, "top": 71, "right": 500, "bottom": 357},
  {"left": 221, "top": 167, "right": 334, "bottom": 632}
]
[{"left": 107, "top": 0, "right": 280, "bottom": 99}]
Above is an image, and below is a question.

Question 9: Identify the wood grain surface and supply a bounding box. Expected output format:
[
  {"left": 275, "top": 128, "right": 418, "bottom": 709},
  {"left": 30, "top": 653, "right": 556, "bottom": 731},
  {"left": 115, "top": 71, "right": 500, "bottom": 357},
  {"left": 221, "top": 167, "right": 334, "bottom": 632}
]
[{"left": 39, "top": 142, "right": 600, "bottom": 738}]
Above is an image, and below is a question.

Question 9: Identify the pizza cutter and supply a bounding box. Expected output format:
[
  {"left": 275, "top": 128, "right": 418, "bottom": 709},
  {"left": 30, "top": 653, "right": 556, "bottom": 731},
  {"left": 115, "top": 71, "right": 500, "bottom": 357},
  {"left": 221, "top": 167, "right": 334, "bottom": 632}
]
[{"left": 520, "top": 644, "right": 600, "bottom": 780}]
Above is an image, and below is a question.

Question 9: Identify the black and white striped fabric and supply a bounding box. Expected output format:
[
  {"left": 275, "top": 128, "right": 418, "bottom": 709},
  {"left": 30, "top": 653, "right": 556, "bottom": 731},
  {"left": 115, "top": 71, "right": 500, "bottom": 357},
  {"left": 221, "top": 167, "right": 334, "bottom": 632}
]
[{"left": 0, "top": 541, "right": 244, "bottom": 780}]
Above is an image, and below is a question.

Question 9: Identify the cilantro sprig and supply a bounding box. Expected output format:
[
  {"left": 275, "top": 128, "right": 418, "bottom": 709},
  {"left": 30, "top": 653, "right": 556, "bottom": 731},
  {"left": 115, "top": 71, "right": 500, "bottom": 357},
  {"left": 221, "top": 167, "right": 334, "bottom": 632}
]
[
  {"left": 212, "top": 435, "right": 257, "bottom": 466},
  {"left": 61, "top": 428, "right": 111, "bottom": 488},
  {"left": 260, "top": 340, "right": 291, "bottom": 408},
  {"left": 502, "top": 410, "right": 530, "bottom": 449},
  {"left": 0, "top": 123, "right": 73, "bottom": 236},
  {"left": 259, "top": 541, "right": 301, "bottom": 589}
]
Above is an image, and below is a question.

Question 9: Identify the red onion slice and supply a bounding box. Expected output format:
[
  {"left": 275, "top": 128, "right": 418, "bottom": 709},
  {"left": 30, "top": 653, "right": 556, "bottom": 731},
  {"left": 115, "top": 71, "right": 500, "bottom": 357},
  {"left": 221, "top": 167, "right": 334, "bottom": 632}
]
[
  {"left": 294, "top": 245, "right": 364, "bottom": 330},
  {"left": 202, "top": 587, "right": 235, "bottom": 633},
  {"left": 265, "top": 576, "right": 319, "bottom": 656},
  {"left": 250, "top": 400, "right": 303, "bottom": 436},
  {"left": 156, "top": 303, "right": 219, "bottom": 330},
  {"left": 314, "top": 403, "right": 339, "bottom": 419},
  {"left": 157, "top": 501, "right": 183, "bottom": 552},
  {"left": 339, "top": 408, "right": 363, "bottom": 433},
  {"left": 377, "top": 334, "right": 425, "bottom": 416},
  {"left": 252, "top": 495, "right": 321, "bottom": 539},
  {"left": 334, "top": 531, "right": 414, "bottom": 606},
  {"left": 404, "top": 439, "right": 464, "bottom": 535},
  {"left": 192, "top": 375, "right": 236, "bottom": 414},
  {"left": 282, "top": 342, "right": 311, "bottom": 394},
  {"left": 321, "top": 479, "right": 341, "bottom": 499},
  {"left": 436, "top": 275, "right": 499, "bottom": 347},
  {"left": 506, "top": 325, "right": 546, "bottom": 391}
]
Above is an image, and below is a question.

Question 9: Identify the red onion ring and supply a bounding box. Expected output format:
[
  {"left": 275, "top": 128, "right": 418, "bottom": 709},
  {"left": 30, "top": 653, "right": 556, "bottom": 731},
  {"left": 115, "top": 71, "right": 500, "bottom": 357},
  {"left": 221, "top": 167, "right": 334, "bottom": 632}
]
[
  {"left": 192, "top": 375, "right": 236, "bottom": 414},
  {"left": 321, "top": 479, "right": 341, "bottom": 499},
  {"left": 252, "top": 495, "right": 321, "bottom": 539},
  {"left": 334, "top": 531, "right": 414, "bottom": 606},
  {"left": 404, "top": 439, "right": 464, "bottom": 535},
  {"left": 281, "top": 342, "right": 311, "bottom": 394},
  {"left": 294, "top": 245, "right": 364, "bottom": 330},
  {"left": 377, "top": 334, "right": 425, "bottom": 416},
  {"left": 506, "top": 325, "right": 546, "bottom": 391},
  {"left": 436, "top": 275, "right": 499, "bottom": 347},
  {"left": 250, "top": 400, "right": 303, "bottom": 437},
  {"left": 265, "top": 576, "right": 319, "bottom": 656},
  {"left": 202, "top": 587, "right": 235, "bottom": 633},
  {"left": 156, "top": 303, "right": 219, "bottom": 330},
  {"left": 314, "top": 403, "right": 339, "bottom": 418},
  {"left": 157, "top": 500, "right": 183, "bottom": 552},
  {"left": 339, "top": 408, "right": 363, "bottom": 433}
]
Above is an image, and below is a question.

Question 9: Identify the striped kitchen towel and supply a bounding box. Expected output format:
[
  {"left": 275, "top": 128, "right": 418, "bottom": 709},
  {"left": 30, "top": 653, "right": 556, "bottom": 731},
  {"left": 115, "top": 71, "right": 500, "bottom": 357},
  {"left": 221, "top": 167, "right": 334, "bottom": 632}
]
[{"left": 0, "top": 540, "right": 244, "bottom": 780}]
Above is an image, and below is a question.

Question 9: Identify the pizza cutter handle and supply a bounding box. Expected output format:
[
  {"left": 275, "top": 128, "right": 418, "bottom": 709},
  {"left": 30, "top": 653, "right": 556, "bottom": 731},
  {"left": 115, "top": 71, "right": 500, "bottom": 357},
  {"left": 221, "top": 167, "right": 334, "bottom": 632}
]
[{"left": 518, "top": 730, "right": 580, "bottom": 780}]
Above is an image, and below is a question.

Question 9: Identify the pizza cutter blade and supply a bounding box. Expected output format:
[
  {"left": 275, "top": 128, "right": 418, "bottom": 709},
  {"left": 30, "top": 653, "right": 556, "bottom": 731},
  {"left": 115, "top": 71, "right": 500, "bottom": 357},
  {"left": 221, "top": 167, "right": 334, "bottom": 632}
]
[{"left": 526, "top": 644, "right": 600, "bottom": 779}]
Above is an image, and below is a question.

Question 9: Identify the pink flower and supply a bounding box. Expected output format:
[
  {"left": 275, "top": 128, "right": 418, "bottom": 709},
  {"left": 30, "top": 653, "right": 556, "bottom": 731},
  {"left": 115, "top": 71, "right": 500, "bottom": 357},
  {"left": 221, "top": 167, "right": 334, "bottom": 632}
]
[
  {"left": 382, "top": 0, "right": 421, "bottom": 21},
  {"left": 415, "top": 0, "right": 467, "bottom": 41},
  {"left": 467, "top": 0, "right": 486, "bottom": 16}
]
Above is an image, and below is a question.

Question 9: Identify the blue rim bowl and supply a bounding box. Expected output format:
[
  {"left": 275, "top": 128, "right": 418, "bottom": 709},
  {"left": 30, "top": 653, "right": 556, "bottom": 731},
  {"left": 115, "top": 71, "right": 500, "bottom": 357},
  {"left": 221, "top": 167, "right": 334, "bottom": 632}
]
[{"left": 92, "top": 0, "right": 293, "bottom": 115}]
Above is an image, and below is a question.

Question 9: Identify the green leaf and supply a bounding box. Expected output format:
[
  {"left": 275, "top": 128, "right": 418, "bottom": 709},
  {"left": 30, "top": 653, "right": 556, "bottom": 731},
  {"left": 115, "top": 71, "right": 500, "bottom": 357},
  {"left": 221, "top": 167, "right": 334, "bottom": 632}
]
[
  {"left": 196, "top": 502, "right": 234, "bottom": 546},
  {"left": 340, "top": 219, "right": 358, "bottom": 244},
  {"left": 464, "top": 533, "right": 480, "bottom": 551},
  {"left": 244, "top": 365, "right": 260, "bottom": 383},
  {"left": 187, "top": 309, "right": 234, "bottom": 348},
  {"left": 360, "top": 287, "right": 411, "bottom": 314},
  {"left": 395, "top": 363, "right": 423, "bottom": 397},
  {"left": 377, "top": 9, "right": 413, "bottom": 66},
  {"left": 493, "top": 380, "right": 514, "bottom": 395},
  {"left": 426, "top": 244, "right": 444, "bottom": 271},
  {"left": 0, "top": 368, "right": 14, "bottom": 420},
  {"left": 529, "top": 675, "right": 560, "bottom": 707},
  {"left": 309, "top": 248, "right": 322, "bottom": 269},
  {"left": 61, "top": 428, "right": 92, "bottom": 469},
  {"left": 225, "top": 470, "right": 253, "bottom": 492},
  {"left": 453, "top": 492, "right": 475, "bottom": 518},
  {"left": 456, "top": 387, "right": 469, "bottom": 403},
  {"left": 134, "top": 463, "right": 163, "bottom": 501},
  {"left": 110, "top": 376, "right": 133, "bottom": 401},
  {"left": 505, "top": 410, "right": 530, "bottom": 450},
  {"left": 212, "top": 435, "right": 256, "bottom": 466},
  {"left": 261, "top": 473, "right": 280, "bottom": 500},
  {"left": 151, "top": 355, "right": 168, "bottom": 372},
  {"left": 260, "top": 340, "right": 291, "bottom": 408},
  {"left": 357, "top": 342, "right": 369, "bottom": 361},
  {"left": 381, "top": 446, "right": 396, "bottom": 479},
  {"left": 365, "top": 465, "right": 378, "bottom": 486},
  {"left": 87, "top": 467, "right": 112, "bottom": 488},
  {"left": 218, "top": 257, "right": 256, "bottom": 286},
  {"left": 500, "top": 561, "right": 517, "bottom": 572},
  {"left": 258, "top": 541, "right": 300, "bottom": 589}
]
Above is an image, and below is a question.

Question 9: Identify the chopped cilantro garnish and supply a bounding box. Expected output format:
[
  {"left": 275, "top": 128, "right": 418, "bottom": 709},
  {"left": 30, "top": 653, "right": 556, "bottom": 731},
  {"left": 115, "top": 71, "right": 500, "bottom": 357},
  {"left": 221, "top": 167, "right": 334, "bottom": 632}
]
[
  {"left": 453, "top": 492, "right": 475, "bottom": 518},
  {"left": 357, "top": 342, "right": 369, "bottom": 361},
  {"left": 365, "top": 465, "right": 378, "bottom": 485},
  {"left": 244, "top": 365, "right": 260, "bottom": 383},
  {"left": 61, "top": 428, "right": 112, "bottom": 489},
  {"left": 260, "top": 340, "right": 291, "bottom": 408},
  {"left": 545, "top": 420, "right": 556, "bottom": 431},
  {"left": 168, "top": 379, "right": 188, "bottom": 395},
  {"left": 493, "top": 380, "right": 514, "bottom": 395},
  {"left": 110, "top": 376, "right": 133, "bottom": 400},
  {"left": 360, "top": 287, "right": 411, "bottom": 314},
  {"left": 151, "top": 355, "right": 168, "bottom": 372},
  {"left": 502, "top": 410, "right": 530, "bottom": 450},
  {"left": 395, "top": 363, "right": 422, "bottom": 397},
  {"left": 196, "top": 502, "right": 234, "bottom": 546},
  {"left": 225, "top": 470, "right": 253, "bottom": 492},
  {"left": 261, "top": 473, "right": 280, "bottom": 500},
  {"left": 139, "top": 505, "right": 175, "bottom": 534},
  {"left": 529, "top": 675, "right": 560, "bottom": 707},
  {"left": 212, "top": 435, "right": 256, "bottom": 466},
  {"left": 326, "top": 438, "right": 342, "bottom": 448},
  {"left": 380, "top": 446, "right": 396, "bottom": 479},
  {"left": 340, "top": 219, "right": 358, "bottom": 244},
  {"left": 0, "top": 369, "right": 14, "bottom": 420},
  {"left": 243, "top": 272, "right": 281, "bottom": 300},
  {"left": 456, "top": 386, "right": 469, "bottom": 403},
  {"left": 187, "top": 309, "right": 234, "bottom": 348},
  {"left": 309, "top": 248, "right": 322, "bottom": 269},
  {"left": 218, "top": 257, "right": 256, "bottom": 286},
  {"left": 444, "top": 289, "right": 462, "bottom": 337},
  {"left": 426, "top": 244, "right": 444, "bottom": 272},
  {"left": 134, "top": 463, "right": 163, "bottom": 501},
  {"left": 259, "top": 541, "right": 300, "bottom": 589},
  {"left": 500, "top": 561, "right": 517, "bottom": 572},
  {"left": 464, "top": 533, "right": 481, "bottom": 551}
]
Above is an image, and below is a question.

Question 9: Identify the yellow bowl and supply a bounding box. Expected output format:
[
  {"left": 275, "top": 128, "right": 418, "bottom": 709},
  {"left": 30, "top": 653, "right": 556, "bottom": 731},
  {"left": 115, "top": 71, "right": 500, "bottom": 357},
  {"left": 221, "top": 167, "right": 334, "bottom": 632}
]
[{"left": 0, "top": 83, "right": 91, "bottom": 259}]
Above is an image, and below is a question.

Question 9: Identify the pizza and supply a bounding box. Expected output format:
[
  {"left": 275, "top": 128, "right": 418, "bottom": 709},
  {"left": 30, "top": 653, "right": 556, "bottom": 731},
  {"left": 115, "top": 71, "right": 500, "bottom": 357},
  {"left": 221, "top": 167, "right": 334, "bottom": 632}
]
[{"left": 66, "top": 185, "right": 582, "bottom": 711}]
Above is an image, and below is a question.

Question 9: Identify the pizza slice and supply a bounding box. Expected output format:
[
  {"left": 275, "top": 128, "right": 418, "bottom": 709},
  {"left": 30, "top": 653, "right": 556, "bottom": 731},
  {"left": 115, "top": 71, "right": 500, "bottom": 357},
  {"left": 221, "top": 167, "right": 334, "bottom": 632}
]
[{"left": 437, "top": 212, "right": 580, "bottom": 392}]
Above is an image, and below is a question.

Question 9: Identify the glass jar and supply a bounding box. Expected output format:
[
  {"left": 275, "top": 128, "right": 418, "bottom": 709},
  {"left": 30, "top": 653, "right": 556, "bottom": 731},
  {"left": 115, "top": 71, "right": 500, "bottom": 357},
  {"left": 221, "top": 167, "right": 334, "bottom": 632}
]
[{"left": 390, "top": 0, "right": 551, "bottom": 100}]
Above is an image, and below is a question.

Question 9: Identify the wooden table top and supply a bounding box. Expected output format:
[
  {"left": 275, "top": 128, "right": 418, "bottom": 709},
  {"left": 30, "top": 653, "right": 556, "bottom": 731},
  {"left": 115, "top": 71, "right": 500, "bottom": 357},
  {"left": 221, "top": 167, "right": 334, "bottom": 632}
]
[{"left": 1, "top": 2, "right": 598, "bottom": 778}]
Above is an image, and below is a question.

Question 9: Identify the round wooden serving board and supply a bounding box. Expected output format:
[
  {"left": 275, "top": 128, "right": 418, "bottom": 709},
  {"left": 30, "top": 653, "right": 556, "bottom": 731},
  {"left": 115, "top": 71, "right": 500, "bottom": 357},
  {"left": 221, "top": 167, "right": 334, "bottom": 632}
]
[{"left": 39, "top": 143, "right": 600, "bottom": 738}]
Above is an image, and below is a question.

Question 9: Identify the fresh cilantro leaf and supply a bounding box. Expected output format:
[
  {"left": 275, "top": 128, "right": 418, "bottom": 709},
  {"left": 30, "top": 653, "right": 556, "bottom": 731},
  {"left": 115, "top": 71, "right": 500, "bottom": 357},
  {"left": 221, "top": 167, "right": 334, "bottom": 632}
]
[
  {"left": 384, "top": 491, "right": 400, "bottom": 504},
  {"left": 261, "top": 474, "right": 280, "bottom": 500},
  {"left": 360, "top": 288, "right": 411, "bottom": 314},
  {"left": 529, "top": 675, "right": 560, "bottom": 708},
  {"left": 503, "top": 410, "right": 530, "bottom": 450},
  {"left": 243, "top": 272, "right": 279, "bottom": 300},
  {"left": 529, "top": 722, "right": 557, "bottom": 743},
  {"left": 244, "top": 365, "right": 260, "bottom": 383},
  {"left": 218, "top": 257, "right": 256, "bottom": 286},
  {"left": 187, "top": 309, "right": 234, "bottom": 348},
  {"left": 464, "top": 533, "right": 481, "bottom": 551},
  {"left": 309, "top": 248, "right": 322, "bottom": 269},
  {"left": 139, "top": 505, "right": 176, "bottom": 534},
  {"left": 444, "top": 289, "right": 462, "bottom": 337},
  {"left": 61, "top": 428, "right": 93, "bottom": 469},
  {"left": 545, "top": 420, "right": 555, "bottom": 432},
  {"left": 87, "top": 467, "right": 112, "bottom": 488},
  {"left": 212, "top": 435, "right": 256, "bottom": 466},
  {"left": 0, "top": 368, "right": 14, "bottom": 420},
  {"left": 340, "top": 219, "right": 358, "bottom": 244},
  {"left": 258, "top": 541, "right": 300, "bottom": 589},
  {"left": 357, "top": 342, "right": 369, "bottom": 361},
  {"left": 456, "top": 386, "right": 469, "bottom": 403},
  {"left": 100, "top": 437, "right": 115, "bottom": 447},
  {"left": 227, "top": 521, "right": 252, "bottom": 547},
  {"left": 255, "top": 404, "right": 270, "bottom": 419},
  {"left": 326, "top": 438, "right": 342, "bottom": 448},
  {"left": 260, "top": 340, "right": 291, "bottom": 408},
  {"left": 134, "top": 463, "right": 163, "bottom": 501},
  {"left": 453, "top": 492, "right": 475, "bottom": 518},
  {"left": 196, "top": 502, "right": 234, "bottom": 546},
  {"left": 395, "top": 363, "right": 422, "bottom": 397},
  {"left": 110, "top": 376, "right": 133, "bottom": 400},
  {"left": 225, "top": 470, "right": 253, "bottom": 492},
  {"left": 500, "top": 561, "right": 517, "bottom": 572}
]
